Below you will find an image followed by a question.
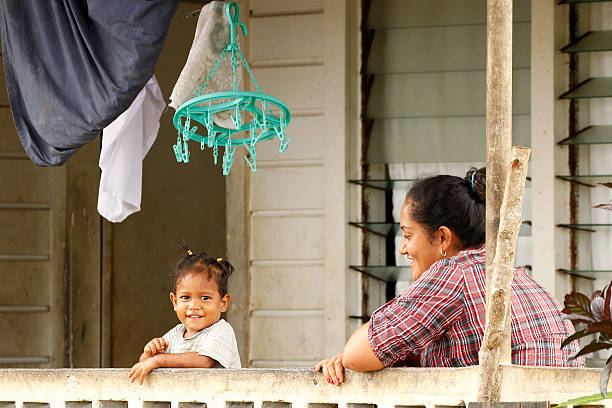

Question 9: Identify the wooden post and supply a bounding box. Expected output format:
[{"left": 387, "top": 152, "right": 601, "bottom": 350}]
[
  {"left": 485, "top": 0, "right": 513, "bottom": 365},
  {"left": 477, "top": 147, "right": 531, "bottom": 402}
]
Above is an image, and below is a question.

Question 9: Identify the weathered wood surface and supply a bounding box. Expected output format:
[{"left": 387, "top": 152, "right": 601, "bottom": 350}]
[
  {"left": 478, "top": 146, "right": 531, "bottom": 402},
  {"left": 470, "top": 402, "right": 549, "bottom": 408},
  {"left": 485, "top": 0, "right": 514, "bottom": 367}
]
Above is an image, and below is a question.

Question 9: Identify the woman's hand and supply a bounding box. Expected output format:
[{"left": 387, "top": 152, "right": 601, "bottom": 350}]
[
  {"left": 128, "top": 356, "right": 159, "bottom": 385},
  {"left": 143, "top": 337, "right": 168, "bottom": 357},
  {"left": 313, "top": 352, "right": 345, "bottom": 385}
]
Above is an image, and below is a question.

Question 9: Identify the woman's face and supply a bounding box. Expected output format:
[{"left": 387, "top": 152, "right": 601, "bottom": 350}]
[{"left": 399, "top": 201, "right": 444, "bottom": 280}]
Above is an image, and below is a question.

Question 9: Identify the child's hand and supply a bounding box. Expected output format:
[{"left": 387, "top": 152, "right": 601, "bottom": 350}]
[
  {"left": 128, "top": 357, "right": 159, "bottom": 385},
  {"left": 314, "top": 352, "right": 344, "bottom": 386},
  {"left": 143, "top": 337, "right": 168, "bottom": 357}
]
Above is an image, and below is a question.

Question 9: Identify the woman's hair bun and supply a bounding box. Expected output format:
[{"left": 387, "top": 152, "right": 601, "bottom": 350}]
[{"left": 465, "top": 167, "right": 486, "bottom": 203}]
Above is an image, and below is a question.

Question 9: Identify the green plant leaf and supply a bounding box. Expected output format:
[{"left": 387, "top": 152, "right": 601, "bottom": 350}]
[
  {"left": 564, "top": 292, "right": 594, "bottom": 317},
  {"left": 561, "top": 329, "right": 590, "bottom": 349},
  {"left": 556, "top": 392, "right": 612, "bottom": 407},
  {"left": 570, "top": 342, "right": 612, "bottom": 360}
]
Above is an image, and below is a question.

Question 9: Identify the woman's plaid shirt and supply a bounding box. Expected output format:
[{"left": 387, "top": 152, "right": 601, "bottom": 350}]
[{"left": 368, "top": 244, "right": 584, "bottom": 367}]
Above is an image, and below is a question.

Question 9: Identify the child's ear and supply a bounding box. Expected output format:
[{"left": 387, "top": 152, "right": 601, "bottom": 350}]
[
  {"left": 170, "top": 292, "right": 177, "bottom": 311},
  {"left": 220, "top": 294, "right": 231, "bottom": 312}
]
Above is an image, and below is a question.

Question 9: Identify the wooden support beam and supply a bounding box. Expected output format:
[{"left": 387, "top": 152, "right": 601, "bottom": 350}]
[
  {"left": 485, "top": 0, "right": 513, "bottom": 365},
  {"left": 478, "top": 146, "right": 531, "bottom": 402}
]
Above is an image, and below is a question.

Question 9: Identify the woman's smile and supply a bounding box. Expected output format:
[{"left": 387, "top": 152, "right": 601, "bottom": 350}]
[{"left": 399, "top": 201, "right": 445, "bottom": 281}]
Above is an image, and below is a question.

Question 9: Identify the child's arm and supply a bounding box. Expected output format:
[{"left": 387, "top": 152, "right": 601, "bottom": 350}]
[{"left": 128, "top": 352, "right": 217, "bottom": 384}]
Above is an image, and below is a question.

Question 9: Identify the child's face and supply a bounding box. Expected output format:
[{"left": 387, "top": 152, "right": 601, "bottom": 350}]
[{"left": 169, "top": 271, "right": 230, "bottom": 338}]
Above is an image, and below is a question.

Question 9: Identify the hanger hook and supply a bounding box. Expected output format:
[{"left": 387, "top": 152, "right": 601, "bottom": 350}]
[{"left": 226, "top": 2, "right": 247, "bottom": 46}]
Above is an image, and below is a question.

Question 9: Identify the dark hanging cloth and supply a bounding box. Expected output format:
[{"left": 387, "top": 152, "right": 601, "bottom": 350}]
[{"left": 0, "top": 0, "right": 178, "bottom": 166}]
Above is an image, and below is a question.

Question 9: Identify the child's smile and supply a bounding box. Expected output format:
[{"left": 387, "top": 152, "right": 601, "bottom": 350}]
[{"left": 170, "top": 272, "right": 230, "bottom": 338}]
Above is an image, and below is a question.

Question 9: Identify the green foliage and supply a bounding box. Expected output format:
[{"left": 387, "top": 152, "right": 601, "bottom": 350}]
[{"left": 555, "top": 392, "right": 612, "bottom": 407}]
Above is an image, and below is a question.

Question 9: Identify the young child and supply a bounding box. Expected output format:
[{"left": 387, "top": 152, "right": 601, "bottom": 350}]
[{"left": 129, "top": 247, "right": 241, "bottom": 384}]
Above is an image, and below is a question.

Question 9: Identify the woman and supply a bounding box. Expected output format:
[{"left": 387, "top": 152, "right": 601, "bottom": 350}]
[{"left": 315, "top": 167, "right": 583, "bottom": 385}]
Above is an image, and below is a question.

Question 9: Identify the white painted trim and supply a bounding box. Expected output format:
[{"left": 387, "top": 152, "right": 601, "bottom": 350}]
[
  {"left": 0, "top": 254, "right": 50, "bottom": 261},
  {"left": 0, "top": 203, "right": 51, "bottom": 210},
  {"left": 0, "top": 357, "right": 49, "bottom": 364},
  {"left": 250, "top": 209, "right": 324, "bottom": 217},
  {"left": 291, "top": 108, "right": 325, "bottom": 117},
  {"left": 251, "top": 259, "right": 324, "bottom": 267},
  {"left": 530, "top": 0, "right": 557, "bottom": 296},
  {"left": 251, "top": 57, "right": 324, "bottom": 68},
  {"left": 0, "top": 152, "right": 27, "bottom": 159},
  {"left": 251, "top": 8, "right": 324, "bottom": 18},
  {"left": 323, "top": 0, "right": 349, "bottom": 357},
  {"left": 256, "top": 159, "right": 324, "bottom": 168},
  {"left": 250, "top": 310, "right": 325, "bottom": 318},
  {"left": 0, "top": 305, "right": 50, "bottom": 313}
]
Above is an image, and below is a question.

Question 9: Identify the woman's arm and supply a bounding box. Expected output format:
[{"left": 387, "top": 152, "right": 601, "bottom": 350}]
[
  {"left": 128, "top": 352, "right": 216, "bottom": 384},
  {"left": 342, "top": 322, "right": 385, "bottom": 372}
]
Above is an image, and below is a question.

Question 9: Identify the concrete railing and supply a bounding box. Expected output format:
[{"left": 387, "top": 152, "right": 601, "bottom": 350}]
[{"left": 0, "top": 366, "right": 608, "bottom": 408}]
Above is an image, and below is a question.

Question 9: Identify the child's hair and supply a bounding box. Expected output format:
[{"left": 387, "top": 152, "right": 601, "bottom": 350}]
[
  {"left": 172, "top": 243, "right": 234, "bottom": 296},
  {"left": 404, "top": 167, "right": 486, "bottom": 248}
]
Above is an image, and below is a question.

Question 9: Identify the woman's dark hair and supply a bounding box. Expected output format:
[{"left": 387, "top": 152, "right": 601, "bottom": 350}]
[
  {"left": 404, "top": 167, "right": 486, "bottom": 248},
  {"left": 172, "top": 243, "right": 234, "bottom": 296}
]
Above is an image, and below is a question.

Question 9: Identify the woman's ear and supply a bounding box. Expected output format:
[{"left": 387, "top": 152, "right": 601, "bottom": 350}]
[{"left": 438, "top": 226, "right": 453, "bottom": 252}]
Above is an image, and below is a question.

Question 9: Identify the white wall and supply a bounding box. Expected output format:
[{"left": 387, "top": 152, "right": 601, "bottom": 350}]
[{"left": 227, "top": 0, "right": 350, "bottom": 367}]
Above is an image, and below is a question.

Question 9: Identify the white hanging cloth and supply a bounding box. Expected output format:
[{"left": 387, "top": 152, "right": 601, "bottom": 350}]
[
  {"left": 97, "top": 75, "right": 166, "bottom": 223},
  {"left": 169, "top": 1, "right": 242, "bottom": 128}
]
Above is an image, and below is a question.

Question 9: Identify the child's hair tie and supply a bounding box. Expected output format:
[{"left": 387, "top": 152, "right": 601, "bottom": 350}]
[{"left": 217, "top": 257, "right": 223, "bottom": 262}]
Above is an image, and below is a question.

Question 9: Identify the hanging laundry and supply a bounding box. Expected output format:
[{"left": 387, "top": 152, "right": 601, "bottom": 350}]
[
  {"left": 0, "top": 0, "right": 178, "bottom": 166},
  {"left": 98, "top": 76, "right": 165, "bottom": 223},
  {"left": 169, "top": 1, "right": 242, "bottom": 129}
]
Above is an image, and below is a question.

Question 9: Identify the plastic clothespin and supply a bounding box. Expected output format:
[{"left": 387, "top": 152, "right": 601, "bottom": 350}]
[
  {"left": 173, "top": 134, "right": 183, "bottom": 163},
  {"left": 222, "top": 144, "right": 237, "bottom": 175},
  {"left": 213, "top": 144, "right": 219, "bottom": 165},
  {"left": 182, "top": 140, "right": 190, "bottom": 163},
  {"left": 243, "top": 141, "right": 257, "bottom": 173}
]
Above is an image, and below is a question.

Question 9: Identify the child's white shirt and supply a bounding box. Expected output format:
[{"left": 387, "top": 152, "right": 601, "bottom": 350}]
[{"left": 162, "top": 319, "right": 241, "bottom": 368}]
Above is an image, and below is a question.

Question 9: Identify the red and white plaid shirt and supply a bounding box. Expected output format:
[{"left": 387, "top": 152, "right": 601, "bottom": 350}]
[{"left": 368, "top": 244, "right": 584, "bottom": 367}]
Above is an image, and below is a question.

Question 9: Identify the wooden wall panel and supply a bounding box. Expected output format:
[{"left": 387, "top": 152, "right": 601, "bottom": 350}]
[
  {"left": 0, "top": 110, "right": 21, "bottom": 154},
  {"left": 0, "top": 261, "right": 51, "bottom": 306},
  {"left": 250, "top": 0, "right": 324, "bottom": 15},
  {"left": 367, "top": 68, "right": 530, "bottom": 119},
  {"left": 255, "top": 116, "right": 325, "bottom": 161},
  {"left": 250, "top": 215, "right": 324, "bottom": 261},
  {"left": 1, "top": 312, "right": 50, "bottom": 357},
  {"left": 0, "top": 160, "right": 54, "bottom": 202},
  {"left": 249, "top": 314, "right": 325, "bottom": 363},
  {"left": 250, "top": 166, "right": 324, "bottom": 210},
  {"left": 367, "top": 22, "right": 530, "bottom": 74},
  {"left": 250, "top": 265, "right": 325, "bottom": 310},
  {"left": 252, "top": 66, "right": 324, "bottom": 111},
  {"left": 367, "top": 0, "right": 530, "bottom": 29},
  {"left": 0, "top": 210, "right": 50, "bottom": 254},
  {"left": 250, "top": 14, "right": 323, "bottom": 62}
]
